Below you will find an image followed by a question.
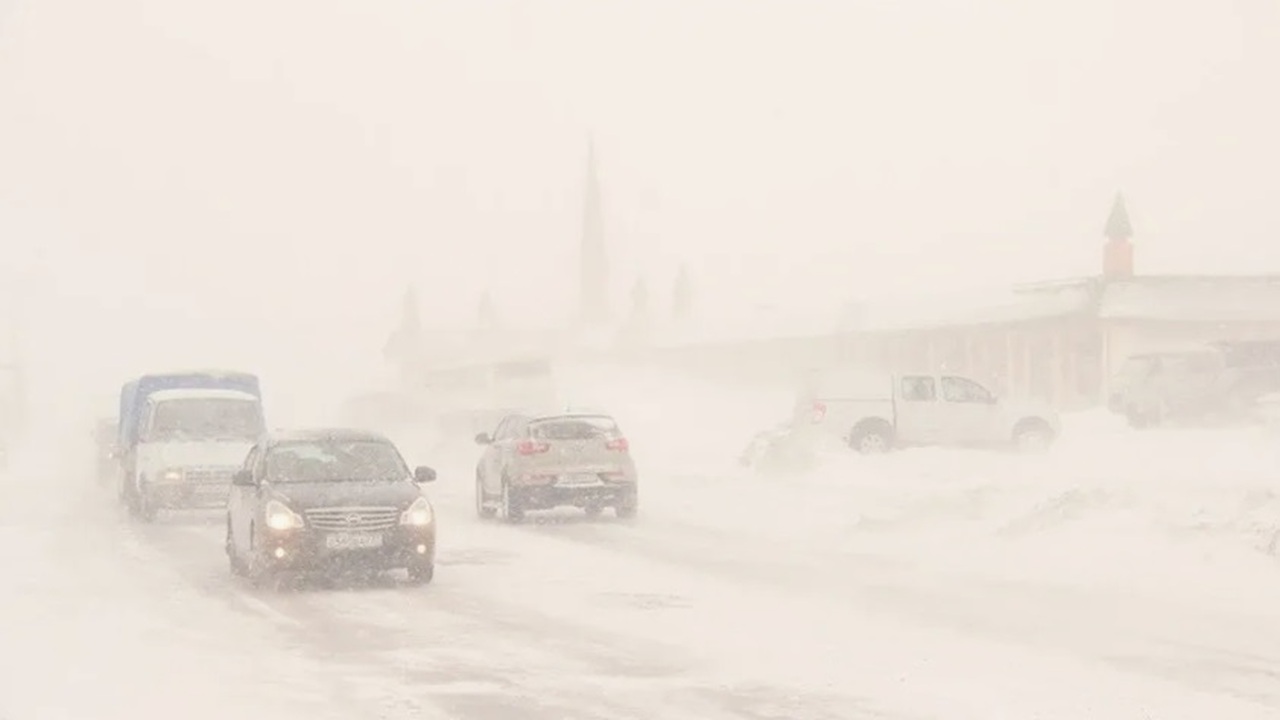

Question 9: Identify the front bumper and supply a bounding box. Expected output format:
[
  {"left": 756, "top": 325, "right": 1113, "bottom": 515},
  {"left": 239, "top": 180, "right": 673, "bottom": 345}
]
[
  {"left": 142, "top": 480, "right": 230, "bottom": 509},
  {"left": 257, "top": 524, "right": 436, "bottom": 575}
]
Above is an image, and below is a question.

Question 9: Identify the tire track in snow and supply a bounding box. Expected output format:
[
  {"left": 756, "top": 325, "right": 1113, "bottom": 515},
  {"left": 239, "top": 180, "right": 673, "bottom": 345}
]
[
  {"left": 508, "top": 503, "right": 1280, "bottom": 711},
  {"left": 132, "top": 517, "right": 826, "bottom": 720}
]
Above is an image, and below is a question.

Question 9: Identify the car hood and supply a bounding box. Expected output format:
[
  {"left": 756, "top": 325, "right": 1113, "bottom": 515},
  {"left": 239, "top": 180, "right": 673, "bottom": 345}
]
[
  {"left": 269, "top": 479, "right": 422, "bottom": 511},
  {"left": 140, "top": 440, "right": 254, "bottom": 469}
]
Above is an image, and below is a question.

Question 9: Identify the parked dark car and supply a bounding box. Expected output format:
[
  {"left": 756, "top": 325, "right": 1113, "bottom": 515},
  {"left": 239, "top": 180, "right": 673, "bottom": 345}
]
[{"left": 226, "top": 428, "right": 437, "bottom": 587}]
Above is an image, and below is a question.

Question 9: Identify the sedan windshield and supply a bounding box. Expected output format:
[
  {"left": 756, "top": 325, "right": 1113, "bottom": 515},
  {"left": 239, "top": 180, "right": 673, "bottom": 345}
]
[{"left": 264, "top": 439, "right": 409, "bottom": 483}]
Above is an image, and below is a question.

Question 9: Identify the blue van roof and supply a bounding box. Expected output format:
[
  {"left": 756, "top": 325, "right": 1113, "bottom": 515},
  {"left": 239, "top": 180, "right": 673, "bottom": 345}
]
[{"left": 117, "top": 370, "right": 262, "bottom": 447}]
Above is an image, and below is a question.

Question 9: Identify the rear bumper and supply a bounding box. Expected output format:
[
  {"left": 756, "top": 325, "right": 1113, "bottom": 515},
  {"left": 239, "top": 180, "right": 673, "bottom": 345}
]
[
  {"left": 257, "top": 525, "right": 436, "bottom": 574},
  {"left": 512, "top": 482, "right": 637, "bottom": 509}
]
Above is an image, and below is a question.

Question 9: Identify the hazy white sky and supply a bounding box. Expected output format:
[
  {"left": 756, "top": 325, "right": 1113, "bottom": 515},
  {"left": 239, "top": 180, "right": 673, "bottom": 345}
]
[{"left": 1, "top": 0, "right": 1278, "bottom": 399}]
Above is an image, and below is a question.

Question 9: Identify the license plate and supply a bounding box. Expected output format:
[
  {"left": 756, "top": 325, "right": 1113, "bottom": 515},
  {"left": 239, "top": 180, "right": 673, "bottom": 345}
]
[
  {"left": 557, "top": 473, "right": 602, "bottom": 487},
  {"left": 325, "top": 532, "right": 384, "bottom": 550}
]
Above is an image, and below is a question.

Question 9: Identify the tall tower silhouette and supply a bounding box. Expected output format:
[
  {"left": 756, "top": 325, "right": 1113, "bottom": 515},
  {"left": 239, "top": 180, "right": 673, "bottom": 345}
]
[
  {"left": 1102, "top": 192, "right": 1134, "bottom": 280},
  {"left": 578, "top": 135, "right": 611, "bottom": 327}
]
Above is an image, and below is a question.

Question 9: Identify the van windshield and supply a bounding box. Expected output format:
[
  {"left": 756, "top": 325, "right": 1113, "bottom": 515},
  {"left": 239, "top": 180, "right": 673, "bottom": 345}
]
[{"left": 148, "top": 398, "right": 263, "bottom": 441}]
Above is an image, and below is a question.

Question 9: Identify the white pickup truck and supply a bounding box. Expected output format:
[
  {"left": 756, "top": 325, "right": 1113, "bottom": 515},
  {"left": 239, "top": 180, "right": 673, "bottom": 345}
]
[{"left": 792, "top": 369, "right": 1061, "bottom": 453}]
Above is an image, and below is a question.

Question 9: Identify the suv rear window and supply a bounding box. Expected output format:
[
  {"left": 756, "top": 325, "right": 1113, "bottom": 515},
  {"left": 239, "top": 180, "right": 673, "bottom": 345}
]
[{"left": 528, "top": 416, "right": 620, "bottom": 440}]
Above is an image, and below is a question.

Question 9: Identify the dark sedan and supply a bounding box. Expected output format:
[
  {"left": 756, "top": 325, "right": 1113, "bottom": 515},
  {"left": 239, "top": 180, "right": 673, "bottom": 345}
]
[{"left": 225, "top": 428, "right": 437, "bottom": 587}]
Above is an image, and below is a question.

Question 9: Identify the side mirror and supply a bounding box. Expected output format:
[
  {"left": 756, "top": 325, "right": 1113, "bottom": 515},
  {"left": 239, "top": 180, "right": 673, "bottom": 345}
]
[
  {"left": 474, "top": 433, "right": 492, "bottom": 445},
  {"left": 413, "top": 466, "right": 437, "bottom": 483},
  {"left": 231, "top": 470, "right": 255, "bottom": 487}
]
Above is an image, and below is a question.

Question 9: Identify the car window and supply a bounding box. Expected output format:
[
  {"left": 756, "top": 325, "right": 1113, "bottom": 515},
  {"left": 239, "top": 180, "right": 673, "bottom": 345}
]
[
  {"left": 496, "top": 415, "right": 529, "bottom": 440},
  {"left": 241, "top": 446, "right": 260, "bottom": 473},
  {"left": 941, "top": 376, "right": 993, "bottom": 403},
  {"left": 900, "top": 376, "right": 936, "bottom": 402},
  {"left": 492, "top": 417, "right": 514, "bottom": 440},
  {"left": 264, "top": 439, "right": 410, "bottom": 483},
  {"left": 528, "top": 416, "right": 620, "bottom": 440}
]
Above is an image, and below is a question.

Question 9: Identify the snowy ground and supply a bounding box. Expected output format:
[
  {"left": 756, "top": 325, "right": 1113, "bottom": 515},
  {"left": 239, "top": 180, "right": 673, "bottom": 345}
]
[{"left": 3, "top": 363, "right": 1280, "bottom": 719}]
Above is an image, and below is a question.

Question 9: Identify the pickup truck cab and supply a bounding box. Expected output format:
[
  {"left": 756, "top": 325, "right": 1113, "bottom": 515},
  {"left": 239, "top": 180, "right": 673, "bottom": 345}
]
[
  {"left": 118, "top": 370, "right": 265, "bottom": 521},
  {"left": 794, "top": 369, "right": 1061, "bottom": 454}
]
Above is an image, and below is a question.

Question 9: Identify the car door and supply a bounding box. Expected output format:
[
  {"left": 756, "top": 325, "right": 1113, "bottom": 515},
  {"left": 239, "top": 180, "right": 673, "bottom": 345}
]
[
  {"left": 893, "top": 375, "right": 942, "bottom": 446},
  {"left": 490, "top": 415, "right": 530, "bottom": 488},
  {"left": 938, "top": 376, "right": 999, "bottom": 445},
  {"left": 481, "top": 416, "right": 514, "bottom": 495}
]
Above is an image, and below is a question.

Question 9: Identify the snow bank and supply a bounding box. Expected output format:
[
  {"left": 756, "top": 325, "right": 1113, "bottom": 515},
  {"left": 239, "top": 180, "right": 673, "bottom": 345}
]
[{"left": 761, "top": 411, "right": 1280, "bottom": 603}]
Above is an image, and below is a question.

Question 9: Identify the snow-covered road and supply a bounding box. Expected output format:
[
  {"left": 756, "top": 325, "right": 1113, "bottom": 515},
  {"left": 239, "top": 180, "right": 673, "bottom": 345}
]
[{"left": 4, "top": 404, "right": 1280, "bottom": 720}]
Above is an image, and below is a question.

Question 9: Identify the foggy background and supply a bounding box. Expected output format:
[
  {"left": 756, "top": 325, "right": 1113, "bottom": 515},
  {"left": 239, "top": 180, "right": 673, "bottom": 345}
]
[{"left": 1, "top": 0, "right": 1277, "bottom": 420}]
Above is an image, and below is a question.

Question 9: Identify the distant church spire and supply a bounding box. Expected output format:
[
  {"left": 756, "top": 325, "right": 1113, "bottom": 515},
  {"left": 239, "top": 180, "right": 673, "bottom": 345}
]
[
  {"left": 579, "top": 134, "right": 611, "bottom": 327},
  {"left": 1102, "top": 192, "right": 1135, "bottom": 279},
  {"left": 1105, "top": 192, "right": 1133, "bottom": 241},
  {"left": 383, "top": 284, "right": 424, "bottom": 370}
]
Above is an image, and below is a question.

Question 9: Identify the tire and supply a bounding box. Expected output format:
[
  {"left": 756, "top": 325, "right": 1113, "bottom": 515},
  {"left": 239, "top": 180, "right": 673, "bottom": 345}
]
[
  {"left": 849, "top": 422, "right": 893, "bottom": 454},
  {"left": 475, "top": 472, "right": 496, "bottom": 519},
  {"left": 583, "top": 503, "right": 603, "bottom": 518},
  {"left": 227, "top": 522, "right": 247, "bottom": 577},
  {"left": 135, "top": 487, "right": 158, "bottom": 523},
  {"left": 245, "top": 524, "right": 276, "bottom": 590},
  {"left": 1012, "top": 418, "right": 1054, "bottom": 453},
  {"left": 501, "top": 478, "right": 524, "bottom": 523},
  {"left": 406, "top": 563, "right": 434, "bottom": 585},
  {"left": 615, "top": 490, "right": 638, "bottom": 520}
]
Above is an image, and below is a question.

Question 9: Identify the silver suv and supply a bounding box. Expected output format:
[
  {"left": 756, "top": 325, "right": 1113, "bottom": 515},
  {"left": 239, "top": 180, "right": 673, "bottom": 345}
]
[{"left": 474, "top": 412, "right": 638, "bottom": 522}]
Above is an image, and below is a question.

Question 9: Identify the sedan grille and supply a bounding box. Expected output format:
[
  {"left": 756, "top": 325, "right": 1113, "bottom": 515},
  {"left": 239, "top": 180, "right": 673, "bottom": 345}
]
[
  {"left": 304, "top": 506, "right": 399, "bottom": 532},
  {"left": 185, "top": 467, "right": 236, "bottom": 484}
]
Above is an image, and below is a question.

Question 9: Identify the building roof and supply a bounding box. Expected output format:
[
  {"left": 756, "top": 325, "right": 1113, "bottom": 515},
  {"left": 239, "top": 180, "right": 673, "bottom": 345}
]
[
  {"left": 1097, "top": 275, "right": 1280, "bottom": 323},
  {"left": 850, "top": 281, "right": 1097, "bottom": 333}
]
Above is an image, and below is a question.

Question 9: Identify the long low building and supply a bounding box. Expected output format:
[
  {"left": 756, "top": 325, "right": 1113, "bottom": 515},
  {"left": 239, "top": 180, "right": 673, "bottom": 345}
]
[{"left": 632, "top": 197, "right": 1280, "bottom": 409}]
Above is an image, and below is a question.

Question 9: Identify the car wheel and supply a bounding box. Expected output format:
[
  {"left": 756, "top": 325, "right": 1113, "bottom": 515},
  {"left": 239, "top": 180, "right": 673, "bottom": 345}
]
[
  {"left": 227, "top": 519, "right": 247, "bottom": 577},
  {"left": 475, "top": 472, "right": 496, "bottom": 519},
  {"left": 615, "top": 491, "right": 638, "bottom": 520},
  {"left": 134, "top": 485, "right": 157, "bottom": 523},
  {"left": 1012, "top": 419, "right": 1054, "bottom": 454},
  {"left": 849, "top": 424, "right": 893, "bottom": 454},
  {"left": 406, "top": 563, "right": 434, "bottom": 585},
  {"left": 1014, "top": 428, "right": 1052, "bottom": 453},
  {"left": 245, "top": 524, "right": 276, "bottom": 589},
  {"left": 583, "top": 503, "right": 603, "bottom": 518},
  {"left": 501, "top": 478, "right": 524, "bottom": 523}
]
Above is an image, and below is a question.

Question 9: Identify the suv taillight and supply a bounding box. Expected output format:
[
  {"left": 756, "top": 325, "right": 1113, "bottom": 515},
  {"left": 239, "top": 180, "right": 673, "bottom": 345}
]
[
  {"left": 605, "top": 437, "right": 629, "bottom": 452},
  {"left": 810, "top": 401, "right": 827, "bottom": 423},
  {"left": 516, "top": 439, "right": 550, "bottom": 455}
]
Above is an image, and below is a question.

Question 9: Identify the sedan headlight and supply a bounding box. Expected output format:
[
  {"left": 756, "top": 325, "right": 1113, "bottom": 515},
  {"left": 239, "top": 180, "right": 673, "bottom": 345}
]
[
  {"left": 264, "top": 499, "right": 305, "bottom": 531},
  {"left": 400, "top": 497, "right": 434, "bottom": 526},
  {"left": 160, "top": 468, "right": 184, "bottom": 482}
]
